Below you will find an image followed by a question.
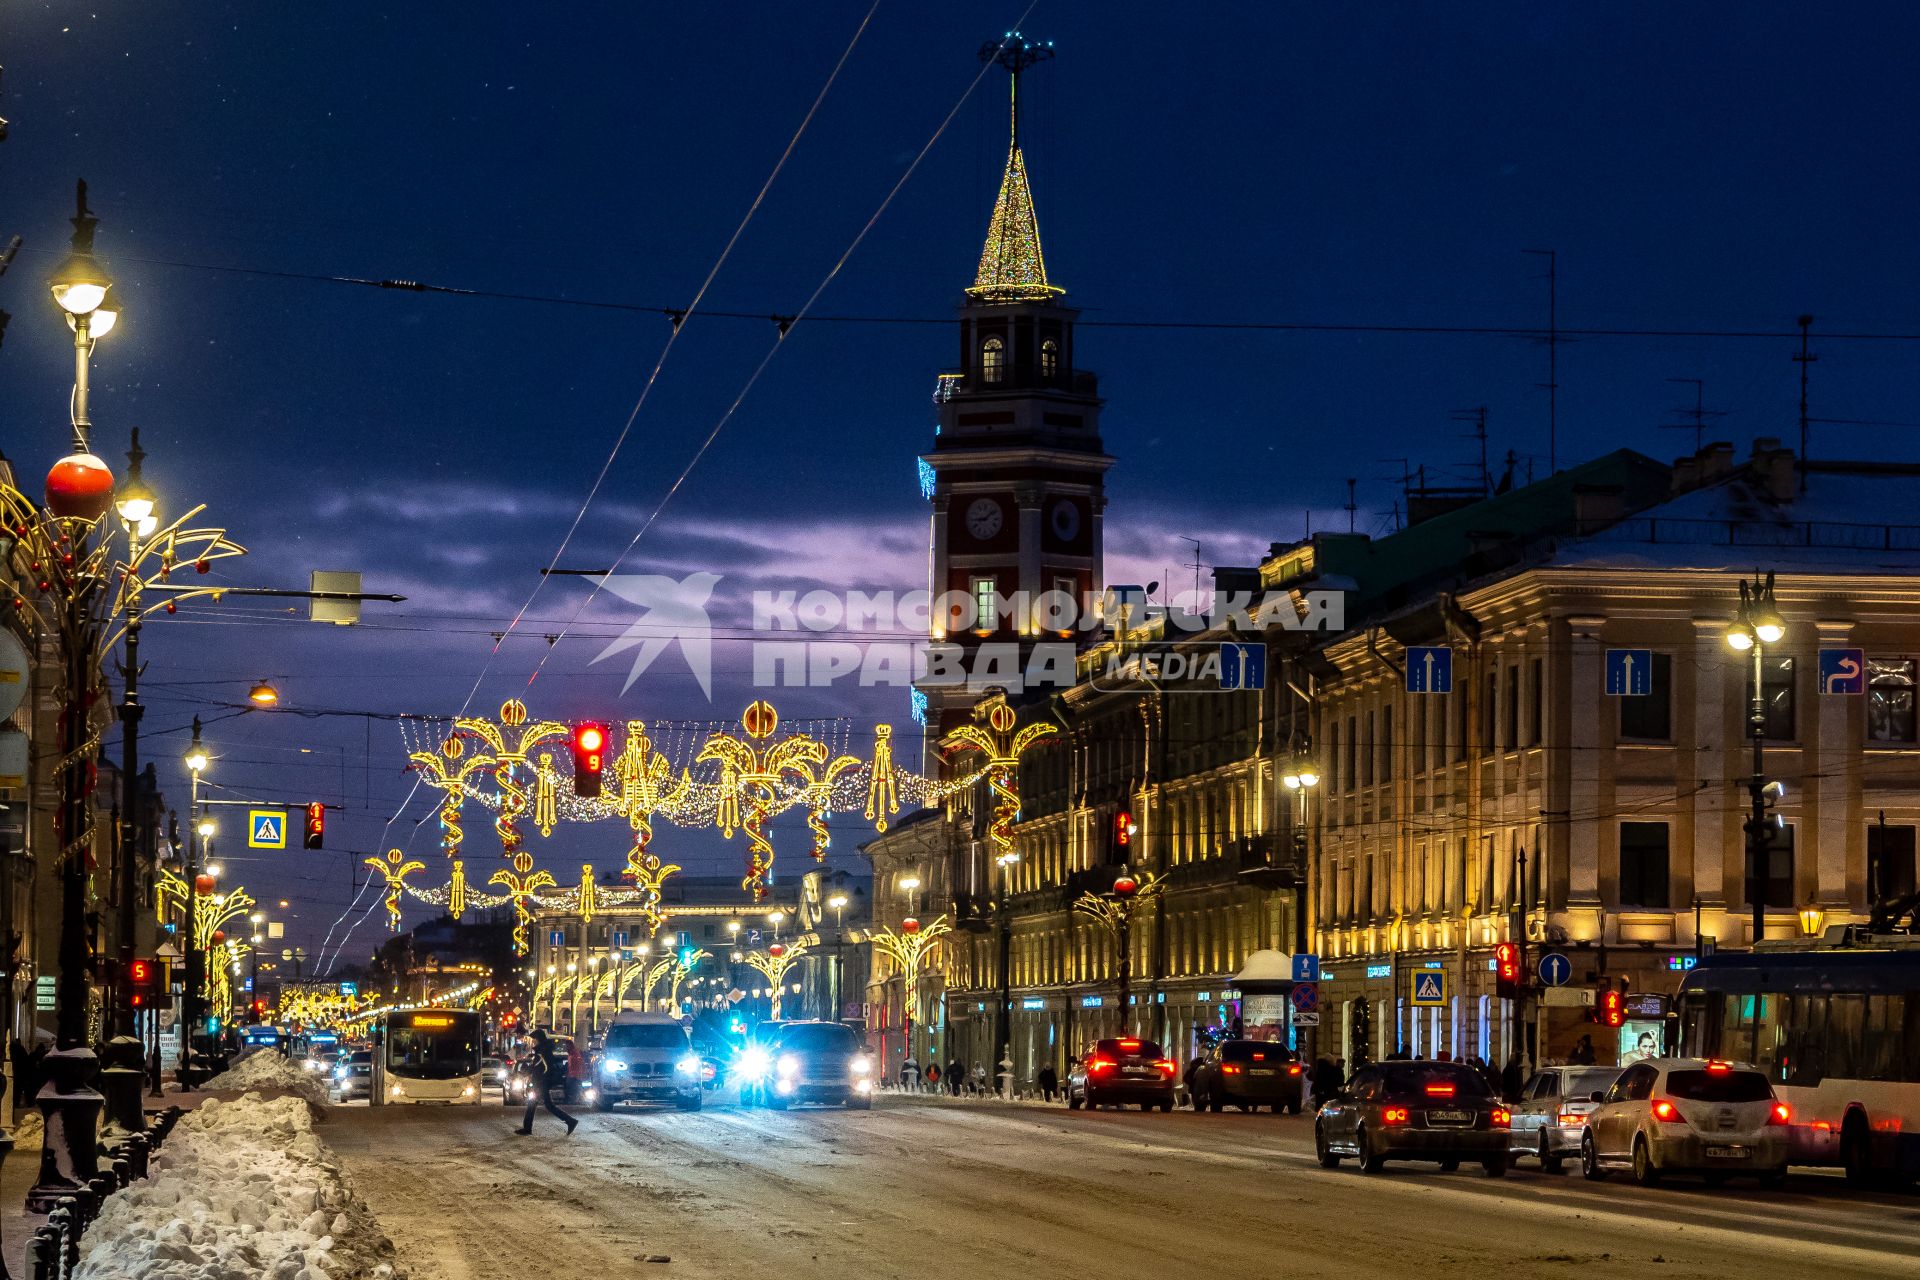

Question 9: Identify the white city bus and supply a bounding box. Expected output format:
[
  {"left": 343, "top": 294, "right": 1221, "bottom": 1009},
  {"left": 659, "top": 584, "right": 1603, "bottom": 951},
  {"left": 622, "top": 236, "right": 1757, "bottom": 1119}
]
[
  {"left": 1675, "top": 932, "right": 1920, "bottom": 1182},
  {"left": 378, "top": 1008, "right": 484, "bottom": 1104}
]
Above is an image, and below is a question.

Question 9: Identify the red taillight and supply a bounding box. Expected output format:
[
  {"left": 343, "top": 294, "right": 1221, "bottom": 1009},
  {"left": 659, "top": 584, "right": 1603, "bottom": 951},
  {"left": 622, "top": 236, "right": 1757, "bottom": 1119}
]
[
  {"left": 1089, "top": 1057, "right": 1116, "bottom": 1075},
  {"left": 1704, "top": 1060, "right": 1731, "bottom": 1074},
  {"left": 1251, "top": 1052, "right": 1266, "bottom": 1061},
  {"left": 1155, "top": 1059, "right": 1176, "bottom": 1077},
  {"left": 1769, "top": 1101, "right": 1791, "bottom": 1126},
  {"left": 1424, "top": 1083, "right": 1456, "bottom": 1098},
  {"left": 1382, "top": 1106, "right": 1409, "bottom": 1125},
  {"left": 1118, "top": 1039, "right": 1141, "bottom": 1051},
  {"left": 1287, "top": 1064, "right": 1303, "bottom": 1076},
  {"left": 1651, "top": 1098, "right": 1684, "bottom": 1123},
  {"left": 1222, "top": 1064, "right": 1242, "bottom": 1075},
  {"left": 1558, "top": 1109, "right": 1588, "bottom": 1127},
  {"left": 1491, "top": 1107, "right": 1511, "bottom": 1127}
]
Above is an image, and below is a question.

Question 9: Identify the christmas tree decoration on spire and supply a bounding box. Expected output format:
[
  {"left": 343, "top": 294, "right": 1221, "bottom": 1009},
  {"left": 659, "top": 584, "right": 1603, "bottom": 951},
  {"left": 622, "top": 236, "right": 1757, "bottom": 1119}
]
[{"left": 968, "top": 31, "right": 1064, "bottom": 304}]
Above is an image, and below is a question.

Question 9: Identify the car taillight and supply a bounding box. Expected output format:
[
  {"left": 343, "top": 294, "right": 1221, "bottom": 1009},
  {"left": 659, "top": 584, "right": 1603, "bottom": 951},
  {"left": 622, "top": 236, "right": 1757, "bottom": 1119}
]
[
  {"left": 1424, "top": 1083, "right": 1456, "bottom": 1098},
  {"left": 1222, "top": 1064, "right": 1242, "bottom": 1075},
  {"left": 1119, "top": 1039, "right": 1141, "bottom": 1051},
  {"left": 1155, "top": 1059, "right": 1176, "bottom": 1077},
  {"left": 1382, "top": 1106, "right": 1409, "bottom": 1125},
  {"left": 1089, "top": 1058, "right": 1116, "bottom": 1075},
  {"left": 1651, "top": 1098, "right": 1684, "bottom": 1123},
  {"left": 1704, "top": 1060, "right": 1731, "bottom": 1073},
  {"left": 1490, "top": 1107, "right": 1511, "bottom": 1127},
  {"left": 1287, "top": 1064, "right": 1303, "bottom": 1076},
  {"left": 1558, "top": 1109, "right": 1588, "bottom": 1127},
  {"left": 1768, "top": 1101, "right": 1791, "bottom": 1126}
]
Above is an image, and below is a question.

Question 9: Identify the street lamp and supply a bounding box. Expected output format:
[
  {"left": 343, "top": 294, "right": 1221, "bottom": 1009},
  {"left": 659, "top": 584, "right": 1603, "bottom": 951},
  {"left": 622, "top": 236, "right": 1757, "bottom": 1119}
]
[
  {"left": 1281, "top": 745, "right": 1321, "bottom": 954},
  {"left": 48, "top": 182, "right": 115, "bottom": 452},
  {"left": 247, "top": 680, "right": 280, "bottom": 706},
  {"left": 1727, "top": 571, "right": 1787, "bottom": 946}
]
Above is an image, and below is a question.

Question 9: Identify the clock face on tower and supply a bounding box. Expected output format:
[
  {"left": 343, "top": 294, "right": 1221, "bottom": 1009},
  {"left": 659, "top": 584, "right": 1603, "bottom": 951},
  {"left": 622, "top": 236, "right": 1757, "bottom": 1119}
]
[
  {"left": 1049, "top": 498, "right": 1081, "bottom": 542},
  {"left": 965, "top": 498, "right": 1004, "bottom": 541}
]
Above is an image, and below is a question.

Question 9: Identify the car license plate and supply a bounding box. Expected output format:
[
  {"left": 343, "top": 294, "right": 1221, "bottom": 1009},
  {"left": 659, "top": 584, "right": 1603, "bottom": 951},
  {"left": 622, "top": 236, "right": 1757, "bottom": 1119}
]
[
  {"left": 1249, "top": 1068, "right": 1277, "bottom": 1077},
  {"left": 1124, "top": 1067, "right": 1151, "bottom": 1077},
  {"left": 1706, "top": 1144, "right": 1748, "bottom": 1159},
  {"left": 1429, "top": 1109, "right": 1471, "bottom": 1125}
]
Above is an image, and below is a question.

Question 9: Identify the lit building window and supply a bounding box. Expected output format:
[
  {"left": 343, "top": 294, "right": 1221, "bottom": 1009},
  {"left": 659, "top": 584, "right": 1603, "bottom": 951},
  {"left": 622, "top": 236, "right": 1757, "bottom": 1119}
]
[
  {"left": 981, "top": 336, "right": 1005, "bottom": 384},
  {"left": 973, "top": 577, "right": 998, "bottom": 630},
  {"left": 1040, "top": 338, "right": 1059, "bottom": 379}
]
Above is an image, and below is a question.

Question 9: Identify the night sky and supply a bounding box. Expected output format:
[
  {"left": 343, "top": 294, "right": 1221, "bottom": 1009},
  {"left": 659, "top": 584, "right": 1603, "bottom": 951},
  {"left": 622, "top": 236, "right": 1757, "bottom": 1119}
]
[{"left": 2, "top": 3, "right": 1917, "bottom": 968}]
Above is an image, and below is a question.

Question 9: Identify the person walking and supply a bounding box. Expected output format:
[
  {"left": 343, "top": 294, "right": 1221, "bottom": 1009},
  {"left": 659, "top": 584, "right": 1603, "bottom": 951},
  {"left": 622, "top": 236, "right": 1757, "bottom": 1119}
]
[
  {"left": 514, "top": 1029, "right": 578, "bottom": 1137},
  {"left": 946, "top": 1058, "right": 964, "bottom": 1096},
  {"left": 1569, "top": 1034, "right": 1596, "bottom": 1066},
  {"left": 1500, "top": 1051, "right": 1525, "bottom": 1101},
  {"left": 1036, "top": 1062, "right": 1058, "bottom": 1102}
]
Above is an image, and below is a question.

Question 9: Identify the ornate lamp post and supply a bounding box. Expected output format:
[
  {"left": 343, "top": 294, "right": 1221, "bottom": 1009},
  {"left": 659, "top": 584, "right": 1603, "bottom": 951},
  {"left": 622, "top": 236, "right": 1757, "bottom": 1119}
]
[
  {"left": 1725, "top": 571, "right": 1787, "bottom": 946},
  {"left": 871, "top": 915, "right": 951, "bottom": 1075},
  {"left": 1280, "top": 747, "right": 1321, "bottom": 954},
  {"left": 1074, "top": 870, "right": 1165, "bottom": 1036}
]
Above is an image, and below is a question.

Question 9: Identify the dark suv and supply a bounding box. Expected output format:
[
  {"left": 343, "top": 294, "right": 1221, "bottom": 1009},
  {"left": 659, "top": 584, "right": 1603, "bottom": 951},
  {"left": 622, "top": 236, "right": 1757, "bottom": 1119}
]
[
  {"left": 768, "top": 1021, "right": 875, "bottom": 1110},
  {"left": 1189, "top": 1039, "right": 1305, "bottom": 1113},
  {"left": 1067, "top": 1037, "right": 1176, "bottom": 1112},
  {"left": 1315, "top": 1060, "right": 1511, "bottom": 1176}
]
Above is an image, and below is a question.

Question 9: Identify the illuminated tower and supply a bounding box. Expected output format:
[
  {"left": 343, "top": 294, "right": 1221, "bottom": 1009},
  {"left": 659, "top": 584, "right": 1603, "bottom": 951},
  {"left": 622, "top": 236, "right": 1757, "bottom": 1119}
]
[{"left": 920, "top": 33, "right": 1113, "bottom": 733}]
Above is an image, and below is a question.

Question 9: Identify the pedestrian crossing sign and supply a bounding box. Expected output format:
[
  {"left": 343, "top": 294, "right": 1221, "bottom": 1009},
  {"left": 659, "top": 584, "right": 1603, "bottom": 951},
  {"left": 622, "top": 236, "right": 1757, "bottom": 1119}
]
[
  {"left": 247, "top": 809, "right": 287, "bottom": 849},
  {"left": 1410, "top": 970, "right": 1448, "bottom": 1006}
]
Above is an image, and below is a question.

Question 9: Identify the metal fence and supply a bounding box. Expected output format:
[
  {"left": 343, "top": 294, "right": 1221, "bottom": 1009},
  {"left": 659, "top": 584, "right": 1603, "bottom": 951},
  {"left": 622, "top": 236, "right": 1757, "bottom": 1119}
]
[
  {"left": 25, "top": 1106, "right": 183, "bottom": 1280},
  {"left": 1579, "top": 516, "right": 1920, "bottom": 551}
]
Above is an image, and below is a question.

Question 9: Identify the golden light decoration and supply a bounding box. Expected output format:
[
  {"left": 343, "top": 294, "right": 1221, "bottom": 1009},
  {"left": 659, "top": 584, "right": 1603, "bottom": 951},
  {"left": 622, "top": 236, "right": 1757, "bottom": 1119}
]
[
  {"left": 365, "top": 848, "right": 426, "bottom": 931},
  {"left": 614, "top": 719, "right": 690, "bottom": 879},
  {"left": 968, "top": 143, "right": 1063, "bottom": 303},
  {"left": 576, "top": 863, "right": 598, "bottom": 924},
  {"left": 943, "top": 702, "right": 1058, "bottom": 868},
  {"left": 864, "top": 724, "right": 901, "bottom": 833},
  {"left": 406, "top": 732, "right": 498, "bottom": 917},
  {"left": 489, "top": 864, "right": 557, "bottom": 955},
  {"left": 698, "top": 700, "right": 836, "bottom": 901},
  {"left": 745, "top": 946, "right": 805, "bottom": 1020},
  {"left": 870, "top": 914, "right": 952, "bottom": 1025},
  {"left": 454, "top": 698, "right": 566, "bottom": 869},
  {"left": 1073, "top": 870, "right": 1166, "bottom": 932}
]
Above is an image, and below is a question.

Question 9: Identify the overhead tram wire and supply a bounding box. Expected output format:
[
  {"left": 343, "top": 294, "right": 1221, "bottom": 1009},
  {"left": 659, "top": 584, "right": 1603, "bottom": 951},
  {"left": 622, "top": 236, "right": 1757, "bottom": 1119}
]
[
  {"left": 314, "top": 0, "right": 890, "bottom": 975},
  {"left": 523, "top": 13, "right": 1039, "bottom": 686}
]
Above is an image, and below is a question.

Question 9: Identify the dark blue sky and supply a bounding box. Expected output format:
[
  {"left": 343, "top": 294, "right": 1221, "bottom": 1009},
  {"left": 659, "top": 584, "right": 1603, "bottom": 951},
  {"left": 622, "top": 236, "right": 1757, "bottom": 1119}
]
[{"left": 3, "top": 3, "right": 1917, "bottom": 964}]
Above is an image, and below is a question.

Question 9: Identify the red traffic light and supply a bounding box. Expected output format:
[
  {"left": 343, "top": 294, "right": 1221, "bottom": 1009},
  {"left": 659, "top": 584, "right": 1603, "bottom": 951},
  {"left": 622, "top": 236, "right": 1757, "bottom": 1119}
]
[
  {"left": 1600, "top": 988, "right": 1625, "bottom": 1028},
  {"left": 303, "top": 801, "right": 326, "bottom": 850},
  {"left": 1495, "top": 942, "right": 1519, "bottom": 982},
  {"left": 572, "top": 723, "right": 609, "bottom": 797},
  {"left": 128, "top": 959, "right": 153, "bottom": 985}
]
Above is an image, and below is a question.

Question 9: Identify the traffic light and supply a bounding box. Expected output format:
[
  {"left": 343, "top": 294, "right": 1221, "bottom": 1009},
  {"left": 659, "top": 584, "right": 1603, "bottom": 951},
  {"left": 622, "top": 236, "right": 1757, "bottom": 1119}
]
[
  {"left": 303, "top": 801, "right": 326, "bottom": 849},
  {"left": 128, "top": 957, "right": 156, "bottom": 1009},
  {"left": 1495, "top": 942, "right": 1520, "bottom": 1000},
  {"left": 1114, "top": 811, "right": 1135, "bottom": 850},
  {"left": 572, "top": 723, "right": 608, "bottom": 797},
  {"left": 1598, "top": 987, "right": 1625, "bottom": 1029}
]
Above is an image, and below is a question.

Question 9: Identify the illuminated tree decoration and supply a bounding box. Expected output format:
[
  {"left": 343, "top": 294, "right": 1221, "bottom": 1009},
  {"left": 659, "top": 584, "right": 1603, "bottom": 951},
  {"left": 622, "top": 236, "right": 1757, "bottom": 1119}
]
[
  {"left": 614, "top": 719, "right": 690, "bottom": 881},
  {"left": 943, "top": 703, "right": 1058, "bottom": 868},
  {"left": 697, "top": 700, "right": 830, "bottom": 900},
  {"left": 366, "top": 848, "right": 426, "bottom": 931},
  {"left": 488, "top": 864, "right": 558, "bottom": 955},
  {"left": 156, "top": 870, "right": 254, "bottom": 1025},
  {"left": 454, "top": 699, "right": 566, "bottom": 867},
  {"left": 745, "top": 946, "right": 804, "bottom": 1020},
  {"left": 967, "top": 143, "right": 1062, "bottom": 304},
  {"left": 871, "top": 914, "right": 951, "bottom": 1025},
  {"left": 864, "top": 723, "right": 901, "bottom": 833}
]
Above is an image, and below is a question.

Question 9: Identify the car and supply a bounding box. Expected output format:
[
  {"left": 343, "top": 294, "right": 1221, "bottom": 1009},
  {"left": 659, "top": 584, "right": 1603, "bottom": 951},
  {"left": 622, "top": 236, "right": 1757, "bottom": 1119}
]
[
  {"left": 482, "top": 1056, "right": 511, "bottom": 1097},
  {"left": 735, "top": 1020, "right": 799, "bottom": 1107},
  {"left": 1508, "top": 1064, "right": 1621, "bottom": 1171},
  {"left": 507, "top": 1033, "right": 590, "bottom": 1106},
  {"left": 766, "top": 1021, "right": 874, "bottom": 1110},
  {"left": 304, "top": 1049, "right": 340, "bottom": 1077},
  {"left": 1188, "top": 1039, "right": 1305, "bottom": 1114},
  {"left": 332, "top": 1050, "right": 374, "bottom": 1101},
  {"left": 1579, "top": 1057, "right": 1789, "bottom": 1187},
  {"left": 591, "top": 1014, "right": 706, "bottom": 1112},
  {"left": 1066, "top": 1037, "right": 1177, "bottom": 1112},
  {"left": 1315, "top": 1060, "right": 1511, "bottom": 1176}
]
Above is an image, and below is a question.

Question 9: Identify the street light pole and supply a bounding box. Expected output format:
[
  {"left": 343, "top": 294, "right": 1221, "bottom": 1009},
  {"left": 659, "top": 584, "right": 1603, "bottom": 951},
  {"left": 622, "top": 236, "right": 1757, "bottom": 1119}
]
[
  {"left": 182, "top": 720, "right": 208, "bottom": 1079},
  {"left": 1726, "top": 572, "right": 1786, "bottom": 948}
]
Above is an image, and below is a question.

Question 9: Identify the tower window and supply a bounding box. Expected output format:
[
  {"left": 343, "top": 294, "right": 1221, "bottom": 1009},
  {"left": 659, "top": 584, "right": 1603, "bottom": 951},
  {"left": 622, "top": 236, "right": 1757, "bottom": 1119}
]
[
  {"left": 981, "top": 336, "right": 1005, "bottom": 384},
  {"left": 1040, "top": 338, "right": 1059, "bottom": 379}
]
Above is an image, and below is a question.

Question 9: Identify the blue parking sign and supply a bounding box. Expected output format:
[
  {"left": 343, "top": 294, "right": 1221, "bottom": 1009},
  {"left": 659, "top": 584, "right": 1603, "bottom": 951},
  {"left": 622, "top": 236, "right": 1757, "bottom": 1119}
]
[
  {"left": 1405, "top": 646, "right": 1453, "bottom": 694},
  {"left": 1605, "top": 649, "right": 1653, "bottom": 697},
  {"left": 1819, "top": 648, "right": 1866, "bottom": 695}
]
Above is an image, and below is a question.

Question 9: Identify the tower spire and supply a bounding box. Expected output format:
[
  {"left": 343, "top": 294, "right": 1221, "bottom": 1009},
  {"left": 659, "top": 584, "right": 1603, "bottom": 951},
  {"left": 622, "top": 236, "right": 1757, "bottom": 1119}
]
[{"left": 968, "top": 33, "right": 1063, "bottom": 304}]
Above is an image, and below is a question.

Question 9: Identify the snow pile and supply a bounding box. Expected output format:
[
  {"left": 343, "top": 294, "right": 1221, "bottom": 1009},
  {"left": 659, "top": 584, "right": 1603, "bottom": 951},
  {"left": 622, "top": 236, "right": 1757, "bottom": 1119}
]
[
  {"left": 73, "top": 1093, "right": 403, "bottom": 1280},
  {"left": 9, "top": 1108, "right": 43, "bottom": 1150},
  {"left": 203, "top": 1049, "right": 332, "bottom": 1110}
]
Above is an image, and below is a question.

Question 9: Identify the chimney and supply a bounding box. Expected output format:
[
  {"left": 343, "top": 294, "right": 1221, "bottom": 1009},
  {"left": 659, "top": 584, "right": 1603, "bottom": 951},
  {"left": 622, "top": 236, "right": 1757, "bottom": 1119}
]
[
  {"left": 1571, "top": 484, "right": 1626, "bottom": 533},
  {"left": 1673, "top": 440, "right": 1737, "bottom": 495},
  {"left": 1751, "top": 437, "right": 1796, "bottom": 502}
]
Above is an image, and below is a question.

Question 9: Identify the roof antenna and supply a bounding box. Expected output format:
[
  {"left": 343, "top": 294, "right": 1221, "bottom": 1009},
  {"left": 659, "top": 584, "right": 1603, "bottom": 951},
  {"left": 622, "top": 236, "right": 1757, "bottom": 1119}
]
[
  {"left": 1180, "top": 536, "right": 1203, "bottom": 609},
  {"left": 1524, "top": 249, "right": 1560, "bottom": 474},
  {"left": 1344, "top": 479, "right": 1358, "bottom": 533},
  {"left": 1794, "top": 315, "right": 1818, "bottom": 493},
  {"left": 1451, "top": 406, "right": 1490, "bottom": 496},
  {"left": 1661, "top": 378, "right": 1726, "bottom": 454}
]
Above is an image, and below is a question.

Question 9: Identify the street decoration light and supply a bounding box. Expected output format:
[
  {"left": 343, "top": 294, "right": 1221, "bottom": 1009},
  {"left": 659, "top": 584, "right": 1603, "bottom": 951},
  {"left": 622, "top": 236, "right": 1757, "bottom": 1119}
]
[
  {"left": 1726, "top": 571, "right": 1788, "bottom": 945},
  {"left": 871, "top": 915, "right": 952, "bottom": 1070},
  {"left": 1074, "top": 870, "right": 1167, "bottom": 1034},
  {"left": 745, "top": 946, "right": 805, "bottom": 1020},
  {"left": 247, "top": 679, "right": 280, "bottom": 706},
  {"left": 1798, "top": 902, "right": 1826, "bottom": 938}
]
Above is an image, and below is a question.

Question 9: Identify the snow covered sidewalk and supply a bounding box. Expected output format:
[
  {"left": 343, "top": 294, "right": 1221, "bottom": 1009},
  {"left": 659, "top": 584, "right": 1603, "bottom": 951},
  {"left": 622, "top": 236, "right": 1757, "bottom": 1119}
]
[{"left": 71, "top": 1093, "right": 403, "bottom": 1280}]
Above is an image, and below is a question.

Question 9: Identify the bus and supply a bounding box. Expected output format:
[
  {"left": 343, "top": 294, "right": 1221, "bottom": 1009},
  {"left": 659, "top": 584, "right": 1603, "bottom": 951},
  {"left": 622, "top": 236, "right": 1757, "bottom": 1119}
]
[
  {"left": 378, "top": 1009, "right": 484, "bottom": 1104},
  {"left": 1675, "top": 931, "right": 1920, "bottom": 1182}
]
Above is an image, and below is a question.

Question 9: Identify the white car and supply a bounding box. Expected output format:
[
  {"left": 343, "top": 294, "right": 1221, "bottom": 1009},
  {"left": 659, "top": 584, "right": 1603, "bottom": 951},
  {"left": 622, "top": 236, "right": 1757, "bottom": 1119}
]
[{"left": 1580, "top": 1057, "right": 1788, "bottom": 1187}]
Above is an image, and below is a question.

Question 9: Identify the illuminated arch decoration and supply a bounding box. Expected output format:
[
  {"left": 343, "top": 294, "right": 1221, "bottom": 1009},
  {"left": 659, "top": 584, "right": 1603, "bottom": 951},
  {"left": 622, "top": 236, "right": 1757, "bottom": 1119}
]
[
  {"left": 453, "top": 699, "right": 567, "bottom": 869},
  {"left": 366, "top": 848, "right": 426, "bottom": 931},
  {"left": 943, "top": 703, "right": 1059, "bottom": 868},
  {"left": 697, "top": 700, "right": 835, "bottom": 901},
  {"left": 745, "top": 946, "right": 805, "bottom": 1021}
]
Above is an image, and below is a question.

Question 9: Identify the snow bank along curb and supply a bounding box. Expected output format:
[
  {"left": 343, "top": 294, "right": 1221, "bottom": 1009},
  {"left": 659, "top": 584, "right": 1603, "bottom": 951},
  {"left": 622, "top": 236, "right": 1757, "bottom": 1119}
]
[
  {"left": 201, "top": 1047, "right": 333, "bottom": 1111},
  {"left": 73, "top": 1093, "right": 404, "bottom": 1280}
]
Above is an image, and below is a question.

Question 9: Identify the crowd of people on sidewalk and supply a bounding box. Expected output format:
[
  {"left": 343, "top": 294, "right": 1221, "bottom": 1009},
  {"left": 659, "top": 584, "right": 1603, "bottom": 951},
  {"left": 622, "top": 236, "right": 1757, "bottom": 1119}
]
[{"left": 894, "top": 1057, "right": 1008, "bottom": 1096}]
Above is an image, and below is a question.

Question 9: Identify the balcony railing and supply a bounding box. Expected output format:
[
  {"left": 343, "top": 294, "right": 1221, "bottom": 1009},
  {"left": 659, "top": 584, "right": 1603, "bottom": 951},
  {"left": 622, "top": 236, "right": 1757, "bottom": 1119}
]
[{"left": 1577, "top": 516, "right": 1920, "bottom": 551}]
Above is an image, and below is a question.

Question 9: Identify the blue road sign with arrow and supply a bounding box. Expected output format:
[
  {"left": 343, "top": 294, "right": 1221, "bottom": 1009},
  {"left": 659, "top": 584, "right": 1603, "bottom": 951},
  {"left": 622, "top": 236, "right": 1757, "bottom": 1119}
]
[
  {"left": 1819, "top": 648, "right": 1866, "bottom": 695},
  {"left": 1219, "top": 642, "right": 1266, "bottom": 691},
  {"left": 1606, "top": 649, "right": 1653, "bottom": 697},
  {"left": 1291, "top": 954, "right": 1320, "bottom": 983},
  {"left": 1405, "top": 646, "right": 1453, "bottom": 695},
  {"left": 1537, "top": 952, "right": 1572, "bottom": 987}
]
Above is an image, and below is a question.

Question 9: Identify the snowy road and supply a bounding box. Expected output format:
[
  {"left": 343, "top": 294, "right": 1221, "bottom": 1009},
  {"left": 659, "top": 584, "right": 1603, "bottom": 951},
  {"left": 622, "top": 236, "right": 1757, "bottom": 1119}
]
[{"left": 323, "top": 1094, "right": 1920, "bottom": 1280}]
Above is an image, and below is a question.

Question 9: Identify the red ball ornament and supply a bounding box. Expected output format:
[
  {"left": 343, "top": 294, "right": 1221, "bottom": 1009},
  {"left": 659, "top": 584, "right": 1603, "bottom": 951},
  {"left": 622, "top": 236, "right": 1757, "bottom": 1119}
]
[
  {"left": 44, "top": 453, "right": 115, "bottom": 521},
  {"left": 164, "top": 601, "right": 177, "bottom": 614},
  {"left": 902, "top": 917, "right": 921, "bottom": 935},
  {"left": 195, "top": 559, "right": 210, "bottom": 574},
  {"left": 1113, "top": 874, "right": 1139, "bottom": 898},
  {"left": 211, "top": 930, "right": 226, "bottom": 946},
  {"left": 768, "top": 942, "right": 786, "bottom": 958},
  {"left": 194, "top": 873, "right": 216, "bottom": 895}
]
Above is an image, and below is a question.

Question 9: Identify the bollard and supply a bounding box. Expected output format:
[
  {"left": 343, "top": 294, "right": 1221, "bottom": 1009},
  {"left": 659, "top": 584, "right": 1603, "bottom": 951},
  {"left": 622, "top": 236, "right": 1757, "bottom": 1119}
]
[
  {"left": 110, "top": 1157, "right": 129, "bottom": 1190},
  {"left": 127, "top": 1133, "right": 149, "bottom": 1180},
  {"left": 45, "top": 1207, "right": 70, "bottom": 1279},
  {"left": 27, "top": 1228, "right": 54, "bottom": 1280}
]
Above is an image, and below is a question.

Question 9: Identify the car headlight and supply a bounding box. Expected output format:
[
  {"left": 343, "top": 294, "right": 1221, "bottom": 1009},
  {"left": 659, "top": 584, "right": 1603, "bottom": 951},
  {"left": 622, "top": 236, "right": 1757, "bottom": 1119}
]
[
  {"left": 850, "top": 1054, "right": 874, "bottom": 1077},
  {"left": 739, "top": 1047, "right": 772, "bottom": 1080},
  {"left": 777, "top": 1053, "right": 800, "bottom": 1079},
  {"left": 602, "top": 1058, "right": 628, "bottom": 1074},
  {"left": 675, "top": 1055, "right": 701, "bottom": 1076},
  {"left": 583, "top": 1086, "right": 597, "bottom": 1101}
]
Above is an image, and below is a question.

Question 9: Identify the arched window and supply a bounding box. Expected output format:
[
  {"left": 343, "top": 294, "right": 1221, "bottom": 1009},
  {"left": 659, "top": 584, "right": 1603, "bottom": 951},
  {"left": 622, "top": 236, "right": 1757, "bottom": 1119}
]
[
  {"left": 1040, "top": 338, "right": 1059, "bottom": 379},
  {"left": 981, "top": 335, "right": 1005, "bottom": 384}
]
